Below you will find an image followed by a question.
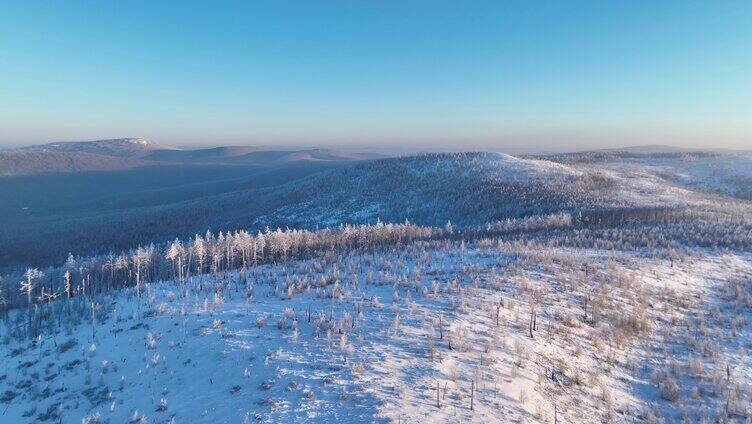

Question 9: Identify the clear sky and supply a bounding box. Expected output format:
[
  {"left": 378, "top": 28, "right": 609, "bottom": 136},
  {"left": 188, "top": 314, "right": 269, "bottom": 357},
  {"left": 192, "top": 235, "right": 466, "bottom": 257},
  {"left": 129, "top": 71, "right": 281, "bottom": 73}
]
[{"left": 1, "top": 1, "right": 750, "bottom": 152}]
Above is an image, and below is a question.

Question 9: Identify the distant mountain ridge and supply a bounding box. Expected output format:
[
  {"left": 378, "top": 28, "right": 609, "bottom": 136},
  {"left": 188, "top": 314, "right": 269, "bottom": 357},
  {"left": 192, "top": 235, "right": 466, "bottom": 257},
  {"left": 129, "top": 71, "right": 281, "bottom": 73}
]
[
  {"left": 143, "top": 146, "right": 264, "bottom": 162},
  {"left": 600, "top": 144, "right": 697, "bottom": 154},
  {"left": 1, "top": 138, "right": 383, "bottom": 176},
  {"left": 143, "top": 147, "right": 382, "bottom": 165},
  {"left": 17, "top": 137, "right": 171, "bottom": 157}
]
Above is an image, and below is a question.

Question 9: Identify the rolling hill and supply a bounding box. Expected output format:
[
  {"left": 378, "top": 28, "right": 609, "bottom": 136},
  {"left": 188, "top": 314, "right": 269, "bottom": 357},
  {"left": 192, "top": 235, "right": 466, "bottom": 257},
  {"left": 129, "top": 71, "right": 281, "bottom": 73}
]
[{"left": 0, "top": 148, "right": 750, "bottom": 268}]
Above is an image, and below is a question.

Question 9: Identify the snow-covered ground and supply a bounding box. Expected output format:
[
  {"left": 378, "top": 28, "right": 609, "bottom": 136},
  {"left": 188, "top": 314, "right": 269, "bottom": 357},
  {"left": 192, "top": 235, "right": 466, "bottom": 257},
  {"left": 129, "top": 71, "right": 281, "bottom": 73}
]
[
  {"left": 3, "top": 239, "right": 750, "bottom": 423},
  {"left": 588, "top": 154, "right": 752, "bottom": 204}
]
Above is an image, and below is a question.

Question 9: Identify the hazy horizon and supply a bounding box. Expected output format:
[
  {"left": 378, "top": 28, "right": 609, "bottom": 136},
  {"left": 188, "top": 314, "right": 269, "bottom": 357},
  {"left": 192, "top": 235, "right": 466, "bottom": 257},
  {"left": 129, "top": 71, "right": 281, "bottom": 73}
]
[
  {"left": 2, "top": 1, "right": 750, "bottom": 151},
  {"left": 3, "top": 132, "right": 750, "bottom": 156}
]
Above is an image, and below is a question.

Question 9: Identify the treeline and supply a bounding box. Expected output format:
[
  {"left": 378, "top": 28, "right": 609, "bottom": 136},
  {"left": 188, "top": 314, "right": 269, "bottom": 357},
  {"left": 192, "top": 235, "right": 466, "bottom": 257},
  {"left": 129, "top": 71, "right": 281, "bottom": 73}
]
[
  {"left": 1, "top": 206, "right": 750, "bottom": 315},
  {"left": 0, "top": 221, "right": 440, "bottom": 312}
]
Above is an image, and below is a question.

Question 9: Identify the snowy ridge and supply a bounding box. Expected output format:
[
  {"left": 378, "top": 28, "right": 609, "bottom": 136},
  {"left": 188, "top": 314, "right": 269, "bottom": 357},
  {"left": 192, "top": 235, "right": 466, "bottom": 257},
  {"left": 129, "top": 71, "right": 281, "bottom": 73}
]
[{"left": 17, "top": 138, "right": 170, "bottom": 158}]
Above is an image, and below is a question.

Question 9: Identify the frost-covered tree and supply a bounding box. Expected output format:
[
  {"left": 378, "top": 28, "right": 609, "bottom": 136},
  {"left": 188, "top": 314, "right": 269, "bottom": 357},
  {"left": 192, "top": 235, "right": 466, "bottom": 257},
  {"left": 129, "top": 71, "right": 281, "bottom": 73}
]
[
  {"left": 20, "top": 268, "right": 42, "bottom": 309},
  {"left": 18, "top": 268, "right": 43, "bottom": 336},
  {"left": 63, "top": 270, "right": 72, "bottom": 299},
  {"left": 132, "top": 246, "right": 150, "bottom": 299},
  {"left": 0, "top": 284, "right": 7, "bottom": 321},
  {"left": 166, "top": 238, "right": 185, "bottom": 282},
  {"left": 255, "top": 232, "right": 266, "bottom": 265},
  {"left": 65, "top": 252, "right": 76, "bottom": 270},
  {"left": 193, "top": 234, "right": 206, "bottom": 276},
  {"left": 235, "top": 230, "right": 253, "bottom": 270}
]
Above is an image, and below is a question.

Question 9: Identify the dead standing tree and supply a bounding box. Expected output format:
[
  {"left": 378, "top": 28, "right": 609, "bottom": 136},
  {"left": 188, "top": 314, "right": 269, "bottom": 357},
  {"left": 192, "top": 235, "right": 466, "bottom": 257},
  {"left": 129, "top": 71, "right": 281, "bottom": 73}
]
[{"left": 528, "top": 286, "right": 546, "bottom": 338}]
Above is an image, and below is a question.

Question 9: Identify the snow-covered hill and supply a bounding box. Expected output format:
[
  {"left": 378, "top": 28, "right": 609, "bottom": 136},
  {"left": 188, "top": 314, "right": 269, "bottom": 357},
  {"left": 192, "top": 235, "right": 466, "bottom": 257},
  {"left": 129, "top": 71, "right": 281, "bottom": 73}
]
[
  {"left": 252, "top": 152, "right": 606, "bottom": 229},
  {"left": 3, "top": 150, "right": 752, "bottom": 272},
  {"left": 253, "top": 151, "right": 752, "bottom": 229}
]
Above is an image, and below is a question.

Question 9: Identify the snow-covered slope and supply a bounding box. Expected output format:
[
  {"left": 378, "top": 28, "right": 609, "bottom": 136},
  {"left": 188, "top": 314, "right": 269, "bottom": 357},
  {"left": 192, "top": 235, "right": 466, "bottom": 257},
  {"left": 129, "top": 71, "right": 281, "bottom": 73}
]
[
  {"left": 2, "top": 236, "right": 750, "bottom": 423},
  {"left": 606, "top": 154, "right": 752, "bottom": 200},
  {"left": 542, "top": 150, "right": 752, "bottom": 205}
]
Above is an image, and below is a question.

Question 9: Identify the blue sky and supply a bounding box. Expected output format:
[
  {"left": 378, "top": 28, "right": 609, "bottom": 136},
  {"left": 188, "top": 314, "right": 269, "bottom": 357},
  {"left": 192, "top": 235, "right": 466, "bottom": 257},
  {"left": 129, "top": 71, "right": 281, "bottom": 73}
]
[{"left": 1, "top": 1, "right": 750, "bottom": 151}]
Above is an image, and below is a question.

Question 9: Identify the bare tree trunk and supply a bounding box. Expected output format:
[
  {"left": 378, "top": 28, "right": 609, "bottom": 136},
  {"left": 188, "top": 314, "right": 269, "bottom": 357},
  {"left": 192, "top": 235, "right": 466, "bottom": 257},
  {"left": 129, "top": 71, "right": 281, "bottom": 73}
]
[
  {"left": 436, "top": 381, "right": 441, "bottom": 408},
  {"left": 470, "top": 381, "right": 475, "bottom": 411},
  {"left": 529, "top": 308, "right": 535, "bottom": 338},
  {"left": 554, "top": 403, "right": 558, "bottom": 424},
  {"left": 439, "top": 314, "right": 443, "bottom": 340}
]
